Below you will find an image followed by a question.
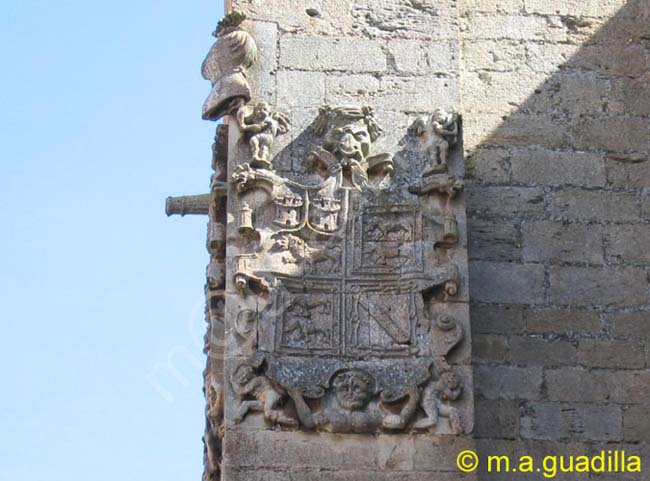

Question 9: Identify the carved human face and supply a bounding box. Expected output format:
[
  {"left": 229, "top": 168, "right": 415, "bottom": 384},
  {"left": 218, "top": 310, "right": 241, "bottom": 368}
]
[
  {"left": 233, "top": 365, "right": 255, "bottom": 385},
  {"left": 254, "top": 102, "right": 270, "bottom": 118},
  {"left": 324, "top": 120, "right": 371, "bottom": 163},
  {"left": 332, "top": 370, "right": 372, "bottom": 411}
]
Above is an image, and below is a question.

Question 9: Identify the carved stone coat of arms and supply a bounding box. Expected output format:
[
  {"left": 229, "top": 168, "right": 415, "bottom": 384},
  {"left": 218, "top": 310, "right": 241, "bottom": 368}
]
[{"left": 225, "top": 102, "right": 471, "bottom": 435}]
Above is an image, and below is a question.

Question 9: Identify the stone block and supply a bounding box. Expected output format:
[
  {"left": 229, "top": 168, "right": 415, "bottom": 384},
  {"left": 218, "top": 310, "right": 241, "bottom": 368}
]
[
  {"left": 461, "top": 14, "right": 568, "bottom": 42},
  {"left": 248, "top": 21, "right": 278, "bottom": 103},
  {"left": 279, "top": 35, "right": 387, "bottom": 72},
  {"left": 462, "top": 71, "right": 549, "bottom": 116},
  {"left": 510, "top": 336, "right": 577, "bottom": 366},
  {"left": 606, "top": 157, "right": 650, "bottom": 189},
  {"left": 605, "top": 224, "right": 650, "bottom": 264},
  {"left": 462, "top": 40, "right": 526, "bottom": 72},
  {"left": 610, "top": 77, "right": 650, "bottom": 117},
  {"left": 548, "top": 266, "right": 647, "bottom": 308},
  {"left": 510, "top": 147, "right": 605, "bottom": 187},
  {"left": 276, "top": 70, "right": 326, "bottom": 107},
  {"left": 608, "top": 311, "right": 650, "bottom": 340},
  {"left": 474, "top": 399, "right": 520, "bottom": 439},
  {"left": 467, "top": 113, "right": 571, "bottom": 150},
  {"left": 468, "top": 220, "right": 521, "bottom": 262},
  {"left": 623, "top": 405, "right": 650, "bottom": 442},
  {"left": 524, "top": 307, "right": 603, "bottom": 335},
  {"left": 545, "top": 367, "right": 650, "bottom": 403},
  {"left": 573, "top": 117, "right": 650, "bottom": 153},
  {"left": 522, "top": 0, "right": 626, "bottom": 17},
  {"left": 473, "top": 334, "right": 510, "bottom": 363},
  {"left": 522, "top": 221, "right": 604, "bottom": 264},
  {"left": 470, "top": 261, "right": 545, "bottom": 304},
  {"left": 521, "top": 402, "right": 623, "bottom": 442},
  {"left": 458, "top": 0, "right": 524, "bottom": 14},
  {"left": 475, "top": 365, "right": 543, "bottom": 400},
  {"left": 351, "top": 0, "right": 460, "bottom": 40},
  {"left": 413, "top": 437, "right": 478, "bottom": 472},
  {"left": 526, "top": 43, "right": 581, "bottom": 74},
  {"left": 549, "top": 189, "right": 639, "bottom": 222},
  {"left": 326, "top": 74, "right": 459, "bottom": 113},
  {"left": 471, "top": 304, "right": 525, "bottom": 335},
  {"left": 577, "top": 339, "right": 646, "bottom": 369},
  {"left": 465, "top": 147, "right": 511, "bottom": 183},
  {"left": 387, "top": 39, "right": 458, "bottom": 75},
  {"left": 466, "top": 186, "right": 545, "bottom": 218}
]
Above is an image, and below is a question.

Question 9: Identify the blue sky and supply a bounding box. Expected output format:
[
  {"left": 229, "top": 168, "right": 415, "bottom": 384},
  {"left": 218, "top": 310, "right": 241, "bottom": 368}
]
[{"left": 1, "top": 0, "right": 225, "bottom": 479}]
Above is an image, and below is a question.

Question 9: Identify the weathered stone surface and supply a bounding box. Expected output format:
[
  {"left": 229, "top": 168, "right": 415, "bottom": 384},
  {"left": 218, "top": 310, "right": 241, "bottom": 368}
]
[
  {"left": 473, "top": 334, "right": 510, "bottom": 363},
  {"left": 326, "top": 74, "right": 459, "bottom": 113},
  {"left": 276, "top": 70, "right": 326, "bottom": 107},
  {"left": 573, "top": 117, "right": 650, "bottom": 153},
  {"left": 521, "top": 402, "right": 623, "bottom": 442},
  {"left": 608, "top": 311, "right": 650, "bottom": 340},
  {"left": 470, "top": 262, "right": 545, "bottom": 304},
  {"left": 549, "top": 189, "right": 639, "bottom": 222},
  {"left": 522, "top": 221, "right": 604, "bottom": 264},
  {"left": 469, "top": 220, "right": 521, "bottom": 262},
  {"left": 623, "top": 405, "right": 650, "bottom": 442},
  {"left": 461, "top": 40, "right": 526, "bottom": 72},
  {"left": 387, "top": 39, "right": 458, "bottom": 75},
  {"left": 548, "top": 266, "right": 647, "bottom": 308},
  {"left": 577, "top": 339, "right": 646, "bottom": 369},
  {"left": 522, "top": 0, "right": 626, "bottom": 17},
  {"left": 466, "top": 147, "right": 511, "bottom": 183},
  {"left": 605, "top": 224, "right": 650, "bottom": 264},
  {"left": 510, "top": 336, "right": 577, "bottom": 366},
  {"left": 280, "top": 35, "right": 387, "bottom": 72},
  {"left": 471, "top": 304, "right": 525, "bottom": 335},
  {"left": 461, "top": 14, "right": 568, "bottom": 42},
  {"left": 511, "top": 148, "right": 605, "bottom": 187},
  {"left": 475, "top": 365, "right": 543, "bottom": 400},
  {"left": 545, "top": 368, "right": 650, "bottom": 403},
  {"left": 170, "top": 2, "right": 650, "bottom": 478},
  {"left": 466, "top": 186, "right": 545, "bottom": 218},
  {"left": 606, "top": 157, "right": 650, "bottom": 189},
  {"left": 524, "top": 307, "right": 603, "bottom": 335},
  {"left": 474, "top": 399, "right": 519, "bottom": 439}
]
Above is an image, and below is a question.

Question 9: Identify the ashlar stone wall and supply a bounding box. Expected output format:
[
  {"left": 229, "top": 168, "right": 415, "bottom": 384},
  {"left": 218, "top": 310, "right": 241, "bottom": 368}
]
[
  {"left": 190, "top": 1, "right": 650, "bottom": 480},
  {"left": 462, "top": 0, "right": 650, "bottom": 477}
]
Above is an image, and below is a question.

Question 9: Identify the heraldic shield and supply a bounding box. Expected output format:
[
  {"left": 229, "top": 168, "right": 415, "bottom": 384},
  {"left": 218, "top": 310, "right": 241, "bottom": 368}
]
[{"left": 227, "top": 104, "right": 470, "bottom": 434}]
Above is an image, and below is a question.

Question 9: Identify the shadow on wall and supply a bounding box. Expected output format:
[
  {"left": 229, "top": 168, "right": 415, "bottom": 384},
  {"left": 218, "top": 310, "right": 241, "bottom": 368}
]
[{"left": 464, "top": 0, "right": 650, "bottom": 472}]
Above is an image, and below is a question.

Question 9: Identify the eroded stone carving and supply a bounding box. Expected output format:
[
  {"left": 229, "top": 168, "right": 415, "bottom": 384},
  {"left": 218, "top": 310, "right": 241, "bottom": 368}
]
[
  {"left": 414, "top": 360, "right": 463, "bottom": 434},
  {"left": 307, "top": 105, "right": 393, "bottom": 189},
  {"left": 408, "top": 110, "right": 464, "bottom": 198},
  {"left": 413, "top": 109, "right": 459, "bottom": 176},
  {"left": 225, "top": 104, "right": 469, "bottom": 434},
  {"left": 288, "top": 368, "right": 419, "bottom": 433},
  {"left": 231, "top": 356, "right": 298, "bottom": 427},
  {"left": 238, "top": 102, "right": 291, "bottom": 169},
  {"left": 202, "top": 11, "right": 258, "bottom": 121},
  {"left": 203, "top": 374, "right": 224, "bottom": 481}
]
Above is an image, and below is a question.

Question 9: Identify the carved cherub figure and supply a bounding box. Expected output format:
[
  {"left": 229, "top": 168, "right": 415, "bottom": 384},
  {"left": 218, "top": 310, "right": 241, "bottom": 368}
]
[
  {"left": 413, "top": 367, "right": 463, "bottom": 434},
  {"left": 231, "top": 359, "right": 297, "bottom": 427},
  {"left": 412, "top": 108, "right": 459, "bottom": 176},
  {"left": 238, "top": 101, "right": 290, "bottom": 169}
]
